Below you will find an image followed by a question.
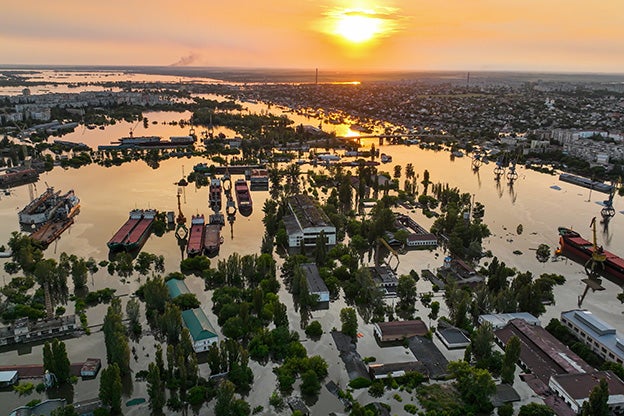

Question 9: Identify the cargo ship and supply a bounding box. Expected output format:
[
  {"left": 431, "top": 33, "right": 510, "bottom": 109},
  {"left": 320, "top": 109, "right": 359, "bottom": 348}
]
[
  {"left": 209, "top": 178, "right": 222, "bottom": 211},
  {"left": 19, "top": 188, "right": 80, "bottom": 228},
  {"left": 204, "top": 224, "right": 223, "bottom": 256},
  {"left": 29, "top": 192, "right": 81, "bottom": 248},
  {"left": 107, "top": 209, "right": 144, "bottom": 251},
  {"left": 235, "top": 179, "right": 253, "bottom": 217},
  {"left": 559, "top": 173, "right": 613, "bottom": 194},
  {"left": 124, "top": 209, "right": 156, "bottom": 251},
  {"left": 187, "top": 214, "right": 205, "bottom": 257},
  {"left": 558, "top": 227, "right": 624, "bottom": 281}
]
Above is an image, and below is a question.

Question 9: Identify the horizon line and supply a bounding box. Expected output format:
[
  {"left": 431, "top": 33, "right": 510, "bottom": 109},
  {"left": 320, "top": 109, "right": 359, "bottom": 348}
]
[{"left": 0, "top": 64, "right": 624, "bottom": 78}]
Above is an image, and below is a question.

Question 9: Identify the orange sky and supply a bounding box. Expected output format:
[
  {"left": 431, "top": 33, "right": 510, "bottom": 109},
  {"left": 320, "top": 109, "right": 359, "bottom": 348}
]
[{"left": 1, "top": 0, "right": 623, "bottom": 73}]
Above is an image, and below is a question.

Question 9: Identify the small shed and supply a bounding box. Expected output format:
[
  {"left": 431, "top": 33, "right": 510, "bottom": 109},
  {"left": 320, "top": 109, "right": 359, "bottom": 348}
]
[
  {"left": 166, "top": 278, "right": 190, "bottom": 300},
  {"left": 436, "top": 327, "right": 471, "bottom": 350},
  {"left": 373, "top": 320, "right": 428, "bottom": 342},
  {"left": 0, "top": 370, "right": 18, "bottom": 387},
  {"left": 80, "top": 358, "right": 101, "bottom": 378}
]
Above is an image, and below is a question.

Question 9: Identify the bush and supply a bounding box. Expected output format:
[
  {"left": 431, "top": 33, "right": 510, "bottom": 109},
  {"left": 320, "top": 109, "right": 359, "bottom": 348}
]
[
  {"left": 348, "top": 377, "right": 372, "bottom": 389},
  {"left": 393, "top": 393, "right": 403, "bottom": 402},
  {"left": 13, "top": 382, "right": 35, "bottom": 395},
  {"left": 25, "top": 399, "right": 41, "bottom": 407},
  {"left": 404, "top": 404, "right": 418, "bottom": 414},
  {"left": 498, "top": 403, "right": 514, "bottom": 416},
  {"left": 305, "top": 321, "right": 323, "bottom": 338},
  {"left": 368, "top": 380, "right": 385, "bottom": 398}
]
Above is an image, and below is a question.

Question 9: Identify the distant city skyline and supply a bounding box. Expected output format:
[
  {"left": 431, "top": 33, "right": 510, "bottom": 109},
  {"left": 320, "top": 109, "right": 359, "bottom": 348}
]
[{"left": 1, "top": 0, "right": 623, "bottom": 73}]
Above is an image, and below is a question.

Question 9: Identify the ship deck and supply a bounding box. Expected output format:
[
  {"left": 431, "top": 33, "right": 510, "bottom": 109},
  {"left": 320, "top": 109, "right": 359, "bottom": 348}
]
[
  {"left": 31, "top": 218, "right": 74, "bottom": 246},
  {"left": 108, "top": 218, "right": 141, "bottom": 245},
  {"left": 126, "top": 218, "right": 154, "bottom": 244},
  {"left": 187, "top": 224, "right": 205, "bottom": 253},
  {"left": 204, "top": 225, "right": 221, "bottom": 248}
]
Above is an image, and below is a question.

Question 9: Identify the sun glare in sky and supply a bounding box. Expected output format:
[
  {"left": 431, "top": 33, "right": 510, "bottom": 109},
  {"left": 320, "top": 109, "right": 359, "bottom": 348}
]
[
  {"left": 321, "top": 7, "right": 399, "bottom": 46},
  {"left": 334, "top": 12, "right": 384, "bottom": 43}
]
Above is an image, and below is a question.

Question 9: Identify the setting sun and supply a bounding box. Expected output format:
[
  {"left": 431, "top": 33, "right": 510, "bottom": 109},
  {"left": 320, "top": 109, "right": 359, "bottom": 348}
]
[
  {"left": 334, "top": 13, "right": 383, "bottom": 43},
  {"left": 318, "top": 7, "right": 401, "bottom": 48}
]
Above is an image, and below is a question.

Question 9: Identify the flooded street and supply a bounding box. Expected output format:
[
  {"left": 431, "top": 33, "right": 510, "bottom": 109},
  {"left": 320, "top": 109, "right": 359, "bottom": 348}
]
[{"left": 1, "top": 97, "right": 624, "bottom": 414}]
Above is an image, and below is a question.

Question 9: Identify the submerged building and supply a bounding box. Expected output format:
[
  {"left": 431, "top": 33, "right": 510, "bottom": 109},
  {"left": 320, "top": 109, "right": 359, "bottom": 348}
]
[
  {"left": 181, "top": 308, "right": 219, "bottom": 353},
  {"left": 283, "top": 194, "right": 336, "bottom": 248}
]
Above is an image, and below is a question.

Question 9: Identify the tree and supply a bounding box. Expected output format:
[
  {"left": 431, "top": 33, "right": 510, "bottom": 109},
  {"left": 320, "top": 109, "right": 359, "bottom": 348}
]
[
  {"left": 51, "top": 338, "right": 70, "bottom": 383},
  {"left": 581, "top": 378, "right": 610, "bottom": 416},
  {"left": 99, "top": 364, "right": 122, "bottom": 414},
  {"left": 147, "top": 362, "right": 165, "bottom": 415},
  {"left": 305, "top": 321, "right": 323, "bottom": 339},
  {"left": 518, "top": 403, "right": 555, "bottom": 416},
  {"left": 70, "top": 257, "right": 88, "bottom": 290},
  {"left": 301, "top": 369, "right": 321, "bottom": 395},
  {"left": 396, "top": 275, "right": 417, "bottom": 319},
  {"left": 340, "top": 308, "right": 358, "bottom": 339},
  {"left": 501, "top": 336, "right": 521, "bottom": 385},
  {"left": 448, "top": 360, "right": 495, "bottom": 414},
  {"left": 470, "top": 322, "right": 494, "bottom": 369},
  {"left": 50, "top": 406, "right": 78, "bottom": 416},
  {"left": 126, "top": 297, "right": 141, "bottom": 335},
  {"left": 103, "top": 299, "right": 130, "bottom": 375}
]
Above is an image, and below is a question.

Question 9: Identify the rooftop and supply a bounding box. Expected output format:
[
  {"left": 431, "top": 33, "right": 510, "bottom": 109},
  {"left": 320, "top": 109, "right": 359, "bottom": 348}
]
[
  {"left": 287, "top": 194, "right": 333, "bottom": 229},
  {"left": 301, "top": 263, "right": 329, "bottom": 294},
  {"left": 0, "top": 370, "right": 18, "bottom": 383},
  {"left": 494, "top": 319, "right": 594, "bottom": 385},
  {"left": 551, "top": 370, "right": 624, "bottom": 400},
  {"left": 561, "top": 309, "right": 624, "bottom": 362},
  {"left": 181, "top": 308, "right": 218, "bottom": 342},
  {"left": 165, "top": 278, "right": 190, "bottom": 299},
  {"left": 479, "top": 312, "right": 541, "bottom": 329},
  {"left": 375, "top": 320, "right": 428, "bottom": 339}
]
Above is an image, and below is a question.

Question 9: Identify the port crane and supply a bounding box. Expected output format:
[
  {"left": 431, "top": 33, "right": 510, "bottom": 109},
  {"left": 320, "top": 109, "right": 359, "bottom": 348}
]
[
  {"left": 471, "top": 151, "right": 483, "bottom": 171},
  {"left": 375, "top": 237, "right": 400, "bottom": 271},
  {"left": 600, "top": 178, "right": 621, "bottom": 224},
  {"left": 493, "top": 154, "right": 507, "bottom": 181},
  {"left": 578, "top": 217, "right": 606, "bottom": 307},
  {"left": 175, "top": 189, "right": 188, "bottom": 241}
]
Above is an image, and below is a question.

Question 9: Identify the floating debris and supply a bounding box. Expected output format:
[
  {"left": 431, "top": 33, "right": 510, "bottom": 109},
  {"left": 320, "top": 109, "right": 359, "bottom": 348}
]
[
  {"left": 513, "top": 250, "right": 523, "bottom": 255},
  {"left": 550, "top": 185, "right": 562, "bottom": 190}
]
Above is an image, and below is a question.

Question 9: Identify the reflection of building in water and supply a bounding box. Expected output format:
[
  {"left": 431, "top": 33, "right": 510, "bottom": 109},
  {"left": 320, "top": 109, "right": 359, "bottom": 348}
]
[
  {"left": 0, "top": 315, "right": 77, "bottom": 346},
  {"left": 283, "top": 194, "right": 336, "bottom": 248}
]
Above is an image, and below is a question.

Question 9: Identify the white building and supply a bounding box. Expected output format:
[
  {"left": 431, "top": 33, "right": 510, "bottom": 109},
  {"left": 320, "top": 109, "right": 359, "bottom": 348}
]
[
  {"left": 283, "top": 194, "right": 336, "bottom": 248},
  {"left": 478, "top": 312, "right": 541, "bottom": 330},
  {"left": 561, "top": 309, "right": 624, "bottom": 365},
  {"left": 301, "top": 263, "right": 330, "bottom": 303},
  {"left": 549, "top": 371, "right": 624, "bottom": 414},
  {"left": 181, "top": 308, "right": 219, "bottom": 353}
]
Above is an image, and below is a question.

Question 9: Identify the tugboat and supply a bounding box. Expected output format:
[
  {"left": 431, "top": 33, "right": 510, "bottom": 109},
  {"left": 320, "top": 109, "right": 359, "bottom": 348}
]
[
  {"left": 234, "top": 179, "right": 253, "bottom": 217},
  {"left": 186, "top": 214, "right": 205, "bottom": 257},
  {"left": 209, "top": 177, "right": 222, "bottom": 211}
]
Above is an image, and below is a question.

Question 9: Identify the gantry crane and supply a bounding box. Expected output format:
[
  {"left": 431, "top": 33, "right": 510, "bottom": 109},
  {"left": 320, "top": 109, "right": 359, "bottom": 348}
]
[{"left": 578, "top": 217, "right": 606, "bottom": 307}]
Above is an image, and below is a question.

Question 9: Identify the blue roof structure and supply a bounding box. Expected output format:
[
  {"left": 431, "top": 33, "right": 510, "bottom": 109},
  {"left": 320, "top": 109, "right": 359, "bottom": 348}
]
[
  {"left": 165, "top": 278, "right": 190, "bottom": 299},
  {"left": 181, "top": 308, "right": 218, "bottom": 342}
]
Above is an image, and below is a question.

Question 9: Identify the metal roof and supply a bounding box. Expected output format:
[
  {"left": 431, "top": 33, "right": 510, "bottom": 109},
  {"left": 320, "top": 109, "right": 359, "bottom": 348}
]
[
  {"left": 562, "top": 309, "right": 624, "bottom": 362},
  {"left": 181, "top": 308, "right": 218, "bottom": 342},
  {"left": 301, "top": 263, "right": 329, "bottom": 294},
  {"left": 0, "top": 370, "right": 17, "bottom": 382},
  {"left": 166, "top": 278, "right": 190, "bottom": 299}
]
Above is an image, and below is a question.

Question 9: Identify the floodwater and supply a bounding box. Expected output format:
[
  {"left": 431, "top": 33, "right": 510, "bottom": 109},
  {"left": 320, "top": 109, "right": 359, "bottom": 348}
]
[{"left": 1, "top": 77, "right": 624, "bottom": 414}]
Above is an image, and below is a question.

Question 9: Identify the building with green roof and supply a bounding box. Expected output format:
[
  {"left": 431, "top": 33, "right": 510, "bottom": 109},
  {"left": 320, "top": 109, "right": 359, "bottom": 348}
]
[
  {"left": 181, "top": 308, "right": 219, "bottom": 352},
  {"left": 165, "top": 278, "right": 190, "bottom": 299}
]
